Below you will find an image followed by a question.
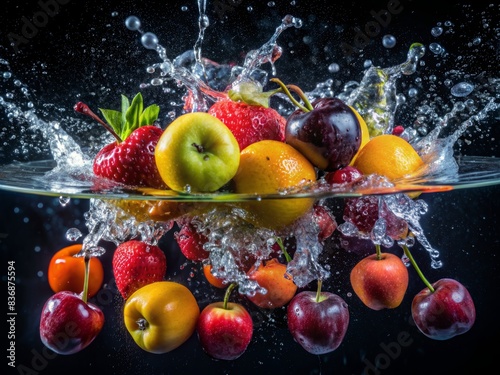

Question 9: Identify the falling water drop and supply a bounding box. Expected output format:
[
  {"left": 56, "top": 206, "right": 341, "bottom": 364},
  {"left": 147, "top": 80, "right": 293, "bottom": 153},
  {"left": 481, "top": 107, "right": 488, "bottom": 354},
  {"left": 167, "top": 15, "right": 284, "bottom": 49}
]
[
  {"left": 382, "top": 35, "right": 396, "bottom": 48},
  {"left": 429, "top": 43, "right": 444, "bottom": 55},
  {"left": 125, "top": 16, "right": 141, "bottom": 31},
  {"left": 66, "top": 228, "right": 82, "bottom": 241},
  {"left": 141, "top": 32, "right": 159, "bottom": 50},
  {"left": 431, "top": 26, "right": 443, "bottom": 37}
]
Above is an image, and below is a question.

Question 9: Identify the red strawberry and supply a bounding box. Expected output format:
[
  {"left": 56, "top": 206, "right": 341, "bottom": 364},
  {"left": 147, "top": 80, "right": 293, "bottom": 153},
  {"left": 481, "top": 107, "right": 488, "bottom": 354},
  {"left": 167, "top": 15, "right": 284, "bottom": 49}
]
[
  {"left": 112, "top": 240, "right": 167, "bottom": 299},
  {"left": 207, "top": 82, "right": 286, "bottom": 150},
  {"left": 174, "top": 221, "right": 210, "bottom": 262},
  {"left": 74, "top": 93, "right": 165, "bottom": 188}
]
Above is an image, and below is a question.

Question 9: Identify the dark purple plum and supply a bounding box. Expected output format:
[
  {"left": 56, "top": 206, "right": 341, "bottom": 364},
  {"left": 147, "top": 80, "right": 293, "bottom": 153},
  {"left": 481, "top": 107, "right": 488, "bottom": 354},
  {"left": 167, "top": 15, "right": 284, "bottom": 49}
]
[
  {"left": 286, "top": 98, "right": 361, "bottom": 171},
  {"left": 287, "top": 289, "right": 349, "bottom": 355},
  {"left": 412, "top": 278, "right": 476, "bottom": 340}
]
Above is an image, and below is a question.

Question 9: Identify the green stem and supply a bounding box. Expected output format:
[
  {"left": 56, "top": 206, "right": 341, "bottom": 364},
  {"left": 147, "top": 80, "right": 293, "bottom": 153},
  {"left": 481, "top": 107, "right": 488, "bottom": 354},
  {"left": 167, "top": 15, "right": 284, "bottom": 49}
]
[
  {"left": 82, "top": 254, "right": 90, "bottom": 304},
  {"left": 375, "top": 243, "right": 382, "bottom": 260},
  {"left": 270, "top": 78, "right": 312, "bottom": 112},
  {"left": 274, "top": 236, "right": 291, "bottom": 263},
  {"left": 402, "top": 244, "right": 435, "bottom": 293},
  {"left": 315, "top": 279, "right": 323, "bottom": 303},
  {"left": 223, "top": 282, "right": 238, "bottom": 310}
]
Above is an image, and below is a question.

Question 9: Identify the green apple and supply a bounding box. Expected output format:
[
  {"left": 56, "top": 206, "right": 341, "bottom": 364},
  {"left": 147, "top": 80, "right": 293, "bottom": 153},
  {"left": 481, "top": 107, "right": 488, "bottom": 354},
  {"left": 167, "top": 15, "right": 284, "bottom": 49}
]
[{"left": 155, "top": 112, "right": 240, "bottom": 192}]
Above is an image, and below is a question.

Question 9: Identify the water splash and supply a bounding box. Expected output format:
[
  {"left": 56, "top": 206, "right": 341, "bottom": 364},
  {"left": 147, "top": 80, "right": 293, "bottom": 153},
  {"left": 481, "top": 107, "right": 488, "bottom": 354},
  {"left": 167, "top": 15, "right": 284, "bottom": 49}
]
[{"left": 340, "top": 43, "right": 426, "bottom": 137}]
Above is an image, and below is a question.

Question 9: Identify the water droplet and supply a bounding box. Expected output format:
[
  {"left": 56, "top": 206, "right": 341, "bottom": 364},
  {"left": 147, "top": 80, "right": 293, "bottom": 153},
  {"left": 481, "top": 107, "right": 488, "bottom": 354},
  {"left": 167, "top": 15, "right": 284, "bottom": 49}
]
[
  {"left": 59, "top": 196, "right": 70, "bottom": 206},
  {"left": 111, "top": 11, "right": 119, "bottom": 17},
  {"left": 66, "top": 228, "right": 82, "bottom": 241},
  {"left": 382, "top": 35, "right": 396, "bottom": 48},
  {"left": 247, "top": 6, "right": 253, "bottom": 12},
  {"left": 408, "top": 88, "right": 418, "bottom": 97},
  {"left": 429, "top": 43, "right": 444, "bottom": 55},
  {"left": 181, "top": 5, "right": 188, "bottom": 11},
  {"left": 431, "top": 26, "right": 443, "bottom": 37},
  {"left": 363, "top": 60, "right": 373, "bottom": 69},
  {"left": 451, "top": 82, "right": 474, "bottom": 97},
  {"left": 328, "top": 63, "right": 340, "bottom": 73},
  {"left": 125, "top": 16, "right": 141, "bottom": 31},
  {"left": 141, "top": 32, "right": 159, "bottom": 50},
  {"left": 3, "top": 72, "right": 11, "bottom": 79}
]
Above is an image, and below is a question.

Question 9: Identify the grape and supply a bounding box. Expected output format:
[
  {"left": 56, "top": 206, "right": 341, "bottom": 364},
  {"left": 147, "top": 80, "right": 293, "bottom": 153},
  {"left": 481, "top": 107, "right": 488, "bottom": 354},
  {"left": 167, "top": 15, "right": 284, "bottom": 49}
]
[{"left": 343, "top": 196, "right": 408, "bottom": 240}]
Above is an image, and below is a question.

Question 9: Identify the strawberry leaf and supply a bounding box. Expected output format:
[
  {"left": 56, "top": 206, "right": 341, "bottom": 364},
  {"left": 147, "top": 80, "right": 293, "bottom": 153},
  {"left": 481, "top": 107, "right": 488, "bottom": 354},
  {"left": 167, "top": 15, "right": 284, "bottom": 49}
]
[
  {"left": 99, "top": 108, "right": 124, "bottom": 138},
  {"left": 121, "top": 95, "right": 130, "bottom": 126},
  {"left": 98, "top": 93, "right": 160, "bottom": 141},
  {"left": 140, "top": 104, "right": 160, "bottom": 126}
]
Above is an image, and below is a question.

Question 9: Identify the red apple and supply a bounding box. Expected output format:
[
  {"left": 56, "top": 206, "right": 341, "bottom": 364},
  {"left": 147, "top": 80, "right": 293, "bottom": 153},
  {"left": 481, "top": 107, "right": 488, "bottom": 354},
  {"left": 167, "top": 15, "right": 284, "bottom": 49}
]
[
  {"left": 412, "top": 278, "right": 476, "bottom": 340},
  {"left": 39, "top": 291, "right": 104, "bottom": 355},
  {"left": 350, "top": 252, "right": 409, "bottom": 310},
  {"left": 196, "top": 284, "right": 253, "bottom": 360},
  {"left": 287, "top": 284, "right": 349, "bottom": 355}
]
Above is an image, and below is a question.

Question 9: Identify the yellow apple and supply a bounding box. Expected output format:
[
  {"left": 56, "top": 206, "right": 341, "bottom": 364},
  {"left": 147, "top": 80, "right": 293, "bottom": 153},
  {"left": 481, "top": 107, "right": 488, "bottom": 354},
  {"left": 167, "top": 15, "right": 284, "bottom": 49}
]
[
  {"left": 123, "top": 281, "right": 200, "bottom": 354},
  {"left": 155, "top": 112, "right": 240, "bottom": 193}
]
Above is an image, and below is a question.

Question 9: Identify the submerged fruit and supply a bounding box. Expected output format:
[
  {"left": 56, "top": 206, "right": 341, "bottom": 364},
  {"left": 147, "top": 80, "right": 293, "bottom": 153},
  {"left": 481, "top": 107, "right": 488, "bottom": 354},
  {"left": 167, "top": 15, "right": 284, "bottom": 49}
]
[
  {"left": 353, "top": 134, "right": 424, "bottom": 181},
  {"left": 123, "top": 281, "right": 200, "bottom": 353},
  {"left": 232, "top": 140, "right": 317, "bottom": 229}
]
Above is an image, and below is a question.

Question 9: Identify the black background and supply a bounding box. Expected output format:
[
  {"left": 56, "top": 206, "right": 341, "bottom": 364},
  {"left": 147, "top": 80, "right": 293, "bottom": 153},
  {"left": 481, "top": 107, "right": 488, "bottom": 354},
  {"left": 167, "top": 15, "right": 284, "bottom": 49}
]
[{"left": 1, "top": 1, "right": 499, "bottom": 375}]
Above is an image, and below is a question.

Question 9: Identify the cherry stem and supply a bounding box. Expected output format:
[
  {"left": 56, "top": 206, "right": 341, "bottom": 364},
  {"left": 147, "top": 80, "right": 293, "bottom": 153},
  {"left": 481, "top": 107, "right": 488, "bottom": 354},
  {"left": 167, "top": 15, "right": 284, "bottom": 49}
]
[
  {"left": 375, "top": 243, "right": 382, "bottom": 260},
  {"left": 315, "top": 278, "right": 323, "bottom": 303},
  {"left": 274, "top": 236, "right": 291, "bottom": 263},
  {"left": 270, "top": 78, "right": 313, "bottom": 112},
  {"left": 74, "top": 102, "right": 122, "bottom": 142},
  {"left": 402, "top": 244, "right": 435, "bottom": 293},
  {"left": 82, "top": 254, "right": 90, "bottom": 304},
  {"left": 223, "top": 282, "right": 237, "bottom": 310}
]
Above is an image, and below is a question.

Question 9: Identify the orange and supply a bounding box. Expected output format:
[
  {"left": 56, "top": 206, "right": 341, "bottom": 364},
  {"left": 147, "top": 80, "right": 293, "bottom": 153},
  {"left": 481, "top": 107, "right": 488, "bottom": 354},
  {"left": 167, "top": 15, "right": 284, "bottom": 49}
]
[
  {"left": 232, "top": 140, "right": 317, "bottom": 230},
  {"left": 353, "top": 134, "right": 424, "bottom": 181},
  {"left": 48, "top": 244, "right": 104, "bottom": 298},
  {"left": 246, "top": 258, "right": 297, "bottom": 309},
  {"left": 203, "top": 263, "right": 226, "bottom": 289},
  {"left": 349, "top": 106, "right": 370, "bottom": 165}
]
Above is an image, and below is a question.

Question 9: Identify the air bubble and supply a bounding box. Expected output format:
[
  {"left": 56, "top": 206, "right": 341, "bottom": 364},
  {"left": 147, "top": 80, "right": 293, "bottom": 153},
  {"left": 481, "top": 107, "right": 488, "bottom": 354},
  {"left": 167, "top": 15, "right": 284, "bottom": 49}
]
[
  {"left": 125, "top": 16, "right": 141, "bottom": 31},
  {"left": 59, "top": 196, "right": 70, "bottom": 206},
  {"left": 328, "top": 63, "right": 340, "bottom": 73},
  {"left": 431, "top": 26, "right": 443, "bottom": 37},
  {"left": 451, "top": 82, "right": 474, "bottom": 97},
  {"left": 429, "top": 43, "right": 444, "bottom": 55}
]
